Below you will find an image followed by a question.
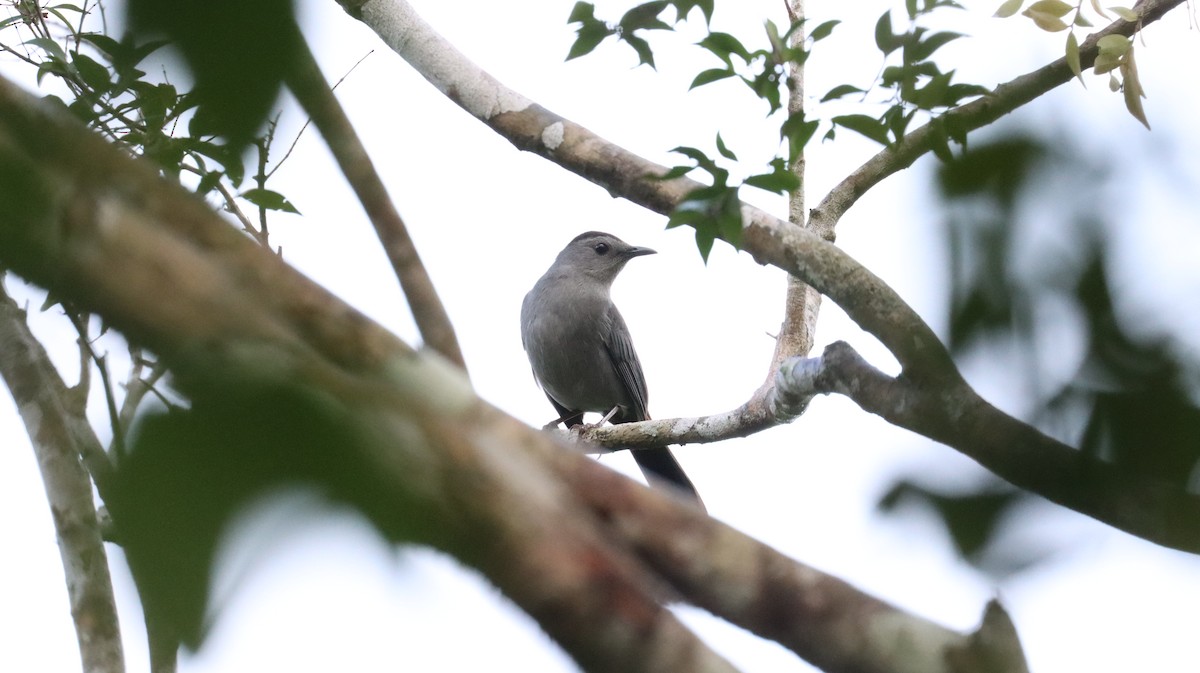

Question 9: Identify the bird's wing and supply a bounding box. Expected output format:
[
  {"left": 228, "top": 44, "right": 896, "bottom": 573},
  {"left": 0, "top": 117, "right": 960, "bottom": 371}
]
[{"left": 603, "top": 305, "right": 650, "bottom": 422}]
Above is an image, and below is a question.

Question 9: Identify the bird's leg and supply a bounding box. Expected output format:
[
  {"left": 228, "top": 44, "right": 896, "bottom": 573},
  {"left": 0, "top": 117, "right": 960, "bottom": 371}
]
[{"left": 598, "top": 406, "right": 620, "bottom": 425}]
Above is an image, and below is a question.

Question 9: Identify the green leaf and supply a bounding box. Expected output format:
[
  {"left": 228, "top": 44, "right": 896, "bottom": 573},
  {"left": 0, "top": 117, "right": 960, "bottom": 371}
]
[
  {"left": 698, "top": 32, "right": 750, "bottom": 65},
  {"left": 695, "top": 225, "right": 716, "bottom": 262},
  {"left": 1097, "top": 34, "right": 1131, "bottom": 56},
  {"left": 1065, "top": 31, "right": 1083, "bottom": 83},
  {"left": 1109, "top": 5, "right": 1137, "bottom": 21},
  {"left": 126, "top": 38, "right": 171, "bottom": 69},
  {"left": 183, "top": 138, "right": 246, "bottom": 186},
  {"left": 1023, "top": 8, "right": 1069, "bottom": 31},
  {"left": 36, "top": 59, "right": 71, "bottom": 85},
  {"left": 1119, "top": 47, "right": 1149, "bottom": 130},
  {"left": 874, "top": 12, "right": 903, "bottom": 56},
  {"left": 944, "top": 83, "right": 990, "bottom": 105},
  {"left": 76, "top": 32, "right": 122, "bottom": 59},
  {"left": 820, "top": 84, "right": 864, "bottom": 102},
  {"left": 568, "top": 21, "right": 613, "bottom": 60},
  {"left": 241, "top": 188, "right": 300, "bottom": 214},
  {"left": 928, "top": 118, "right": 953, "bottom": 161},
  {"left": 622, "top": 33, "right": 656, "bottom": 67},
  {"left": 669, "top": 145, "right": 720, "bottom": 176},
  {"left": 744, "top": 158, "right": 800, "bottom": 194},
  {"left": 780, "top": 112, "right": 819, "bottom": 162},
  {"left": 650, "top": 164, "right": 695, "bottom": 181},
  {"left": 1026, "top": 0, "right": 1073, "bottom": 16},
  {"left": 909, "top": 31, "right": 963, "bottom": 62},
  {"left": 994, "top": 0, "right": 1025, "bottom": 16},
  {"left": 832, "top": 114, "right": 891, "bottom": 145},
  {"left": 568, "top": 1, "right": 595, "bottom": 23},
  {"left": 746, "top": 69, "right": 783, "bottom": 113},
  {"left": 619, "top": 1, "right": 671, "bottom": 32},
  {"left": 809, "top": 19, "right": 840, "bottom": 41},
  {"left": 24, "top": 37, "right": 68, "bottom": 63},
  {"left": 715, "top": 133, "right": 737, "bottom": 161},
  {"left": 882, "top": 105, "right": 915, "bottom": 141},
  {"left": 194, "top": 170, "right": 222, "bottom": 196},
  {"left": 127, "top": 0, "right": 297, "bottom": 148},
  {"left": 672, "top": 0, "right": 714, "bottom": 23},
  {"left": 72, "top": 52, "right": 112, "bottom": 93},
  {"left": 689, "top": 67, "right": 735, "bottom": 89}
]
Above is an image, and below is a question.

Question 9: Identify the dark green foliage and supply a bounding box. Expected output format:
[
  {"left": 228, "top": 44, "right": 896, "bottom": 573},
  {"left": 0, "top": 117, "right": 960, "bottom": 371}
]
[
  {"left": 743, "top": 157, "right": 800, "bottom": 194},
  {"left": 938, "top": 137, "right": 1046, "bottom": 349},
  {"left": 662, "top": 142, "right": 743, "bottom": 261},
  {"left": 1053, "top": 258, "right": 1200, "bottom": 485},
  {"left": 108, "top": 378, "right": 433, "bottom": 650},
  {"left": 900, "top": 131, "right": 1200, "bottom": 572},
  {"left": 566, "top": 3, "right": 613, "bottom": 60},
  {"left": 240, "top": 188, "right": 301, "bottom": 215},
  {"left": 126, "top": 0, "right": 301, "bottom": 150},
  {"left": 780, "top": 111, "right": 819, "bottom": 163},
  {"left": 4, "top": 4, "right": 303, "bottom": 232},
  {"left": 878, "top": 479, "right": 1048, "bottom": 576},
  {"left": 568, "top": 0, "right": 711, "bottom": 66},
  {"left": 826, "top": 7, "right": 986, "bottom": 148}
]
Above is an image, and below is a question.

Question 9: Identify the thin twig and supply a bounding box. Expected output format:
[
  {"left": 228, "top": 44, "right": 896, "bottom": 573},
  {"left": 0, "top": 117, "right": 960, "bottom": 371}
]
[{"left": 267, "top": 49, "right": 374, "bottom": 180}]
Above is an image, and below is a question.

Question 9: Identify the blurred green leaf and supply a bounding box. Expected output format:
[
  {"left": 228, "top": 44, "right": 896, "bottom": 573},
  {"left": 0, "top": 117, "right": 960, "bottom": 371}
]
[
  {"left": 241, "top": 188, "right": 300, "bottom": 214},
  {"left": 832, "top": 113, "right": 890, "bottom": 145},
  {"left": 126, "top": 0, "right": 299, "bottom": 150},
  {"left": 690, "top": 67, "right": 735, "bottom": 89}
]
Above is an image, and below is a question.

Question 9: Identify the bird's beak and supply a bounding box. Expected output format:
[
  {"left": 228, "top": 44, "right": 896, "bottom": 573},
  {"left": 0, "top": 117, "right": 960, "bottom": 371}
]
[{"left": 625, "top": 246, "right": 657, "bottom": 258}]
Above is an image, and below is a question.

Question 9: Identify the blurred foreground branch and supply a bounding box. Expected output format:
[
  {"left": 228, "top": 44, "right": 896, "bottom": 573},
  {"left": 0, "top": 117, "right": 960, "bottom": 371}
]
[{"left": 0, "top": 70, "right": 1028, "bottom": 673}]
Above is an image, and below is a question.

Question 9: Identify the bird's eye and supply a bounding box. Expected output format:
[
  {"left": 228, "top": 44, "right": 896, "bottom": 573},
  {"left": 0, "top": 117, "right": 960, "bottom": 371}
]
[{"left": 594, "top": 242, "right": 610, "bottom": 255}]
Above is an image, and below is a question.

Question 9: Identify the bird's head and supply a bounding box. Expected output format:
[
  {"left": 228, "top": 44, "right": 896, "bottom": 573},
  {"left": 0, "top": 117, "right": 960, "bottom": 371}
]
[{"left": 552, "top": 231, "right": 656, "bottom": 285}]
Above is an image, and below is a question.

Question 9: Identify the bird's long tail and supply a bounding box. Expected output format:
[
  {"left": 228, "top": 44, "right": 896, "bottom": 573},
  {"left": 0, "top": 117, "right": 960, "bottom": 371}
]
[{"left": 632, "top": 448, "right": 705, "bottom": 512}]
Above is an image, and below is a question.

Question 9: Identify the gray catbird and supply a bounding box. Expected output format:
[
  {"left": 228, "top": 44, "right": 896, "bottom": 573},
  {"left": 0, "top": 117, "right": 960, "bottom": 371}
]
[{"left": 521, "top": 231, "right": 701, "bottom": 505}]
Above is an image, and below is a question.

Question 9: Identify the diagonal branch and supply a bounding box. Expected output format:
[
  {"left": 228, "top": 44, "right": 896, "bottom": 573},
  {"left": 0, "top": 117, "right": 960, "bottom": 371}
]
[
  {"left": 0, "top": 69, "right": 1033, "bottom": 673},
  {"left": 284, "top": 29, "right": 466, "bottom": 370},
  {"left": 335, "top": 0, "right": 1200, "bottom": 551},
  {"left": 550, "top": 445, "right": 1030, "bottom": 673},
  {"left": 0, "top": 72, "right": 737, "bottom": 673}
]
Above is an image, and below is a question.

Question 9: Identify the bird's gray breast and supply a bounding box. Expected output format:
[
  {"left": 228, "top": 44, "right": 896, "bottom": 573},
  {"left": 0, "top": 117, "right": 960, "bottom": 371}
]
[{"left": 521, "top": 276, "right": 630, "bottom": 414}]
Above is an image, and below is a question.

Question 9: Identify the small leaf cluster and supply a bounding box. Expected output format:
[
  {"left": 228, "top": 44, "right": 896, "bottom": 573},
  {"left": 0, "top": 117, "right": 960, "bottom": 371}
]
[
  {"left": 994, "top": 1, "right": 1148, "bottom": 128},
  {"left": 563, "top": 3, "right": 991, "bottom": 260},
  {"left": 657, "top": 133, "right": 800, "bottom": 261},
  {"left": 821, "top": 1, "right": 987, "bottom": 154},
  {"left": 1, "top": 2, "right": 302, "bottom": 240},
  {"left": 567, "top": 0, "right": 713, "bottom": 68},
  {"left": 688, "top": 18, "right": 839, "bottom": 114}
]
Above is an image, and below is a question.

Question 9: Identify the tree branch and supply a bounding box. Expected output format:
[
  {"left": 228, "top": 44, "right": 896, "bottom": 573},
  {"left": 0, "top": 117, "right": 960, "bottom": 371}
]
[
  {"left": 0, "top": 282, "right": 124, "bottom": 673},
  {"left": 0, "top": 70, "right": 1032, "bottom": 673},
  {"left": 761, "top": 0, "right": 822, "bottom": 412},
  {"left": 284, "top": 29, "right": 466, "bottom": 370},
  {"left": 553, "top": 448, "right": 1030, "bottom": 673},
  {"left": 336, "top": 0, "right": 1200, "bottom": 551}
]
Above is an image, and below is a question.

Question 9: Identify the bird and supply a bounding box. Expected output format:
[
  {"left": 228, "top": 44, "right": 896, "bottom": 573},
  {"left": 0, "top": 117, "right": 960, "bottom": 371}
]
[{"left": 521, "top": 231, "right": 702, "bottom": 506}]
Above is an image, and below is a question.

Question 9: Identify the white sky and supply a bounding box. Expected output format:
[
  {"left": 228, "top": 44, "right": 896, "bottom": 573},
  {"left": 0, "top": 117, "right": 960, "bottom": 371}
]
[{"left": 2, "top": 1, "right": 1199, "bottom": 672}]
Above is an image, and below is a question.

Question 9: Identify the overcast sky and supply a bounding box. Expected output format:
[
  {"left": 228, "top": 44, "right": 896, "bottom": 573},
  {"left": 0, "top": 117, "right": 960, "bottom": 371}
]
[{"left": 3, "top": 1, "right": 1199, "bottom": 672}]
